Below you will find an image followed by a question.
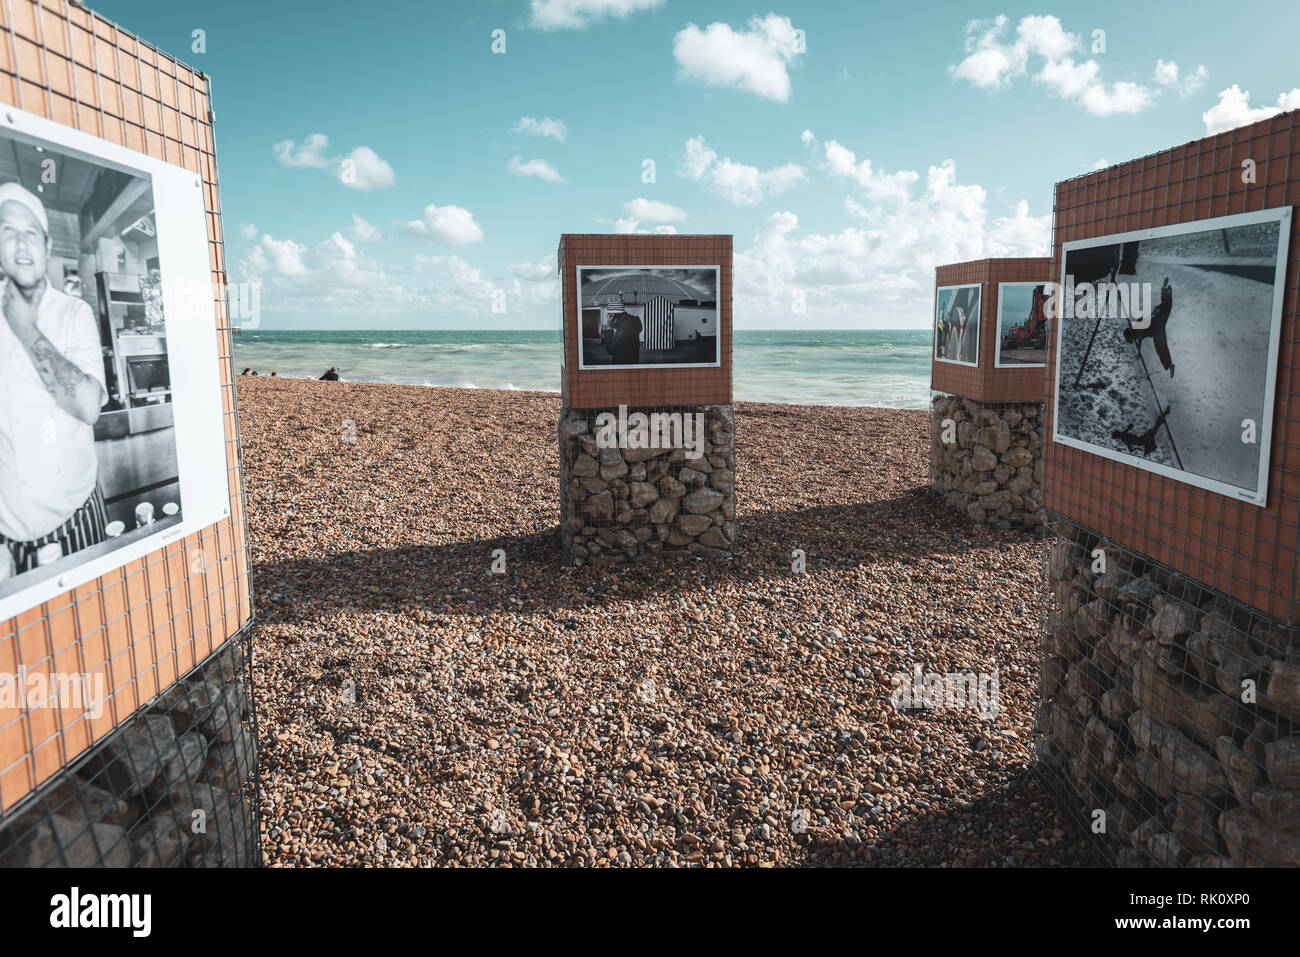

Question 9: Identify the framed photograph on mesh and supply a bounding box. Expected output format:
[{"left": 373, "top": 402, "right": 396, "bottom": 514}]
[
  {"left": 1052, "top": 206, "right": 1292, "bottom": 506},
  {"left": 994, "top": 281, "right": 1049, "bottom": 367},
  {"left": 0, "top": 108, "right": 230, "bottom": 621},
  {"left": 576, "top": 266, "right": 720, "bottom": 370},
  {"left": 934, "top": 283, "right": 980, "bottom": 366}
]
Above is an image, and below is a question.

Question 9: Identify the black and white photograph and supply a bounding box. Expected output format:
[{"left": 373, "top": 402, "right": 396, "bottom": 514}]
[
  {"left": 1053, "top": 206, "right": 1292, "bottom": 505},
  {"left": 577, "top": 266, "right": 720, "bottom": 369},
  {"left": 995, "top": 282, "right": 1049, "bottom": 367},
  {"left": 934, "top": 283, "right": 980, "bottom": 366},
  {"left": 0, "top": 112, "right": 230, "bottom": 621}
]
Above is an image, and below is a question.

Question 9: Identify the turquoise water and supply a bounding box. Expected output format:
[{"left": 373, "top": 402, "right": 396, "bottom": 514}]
[{"left": 232, "top": 329, "right": 932, "bottom": 408}]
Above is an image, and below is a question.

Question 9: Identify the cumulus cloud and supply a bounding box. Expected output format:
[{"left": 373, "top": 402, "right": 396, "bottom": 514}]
[
  {"left": 622, "top": 197, "right": 686, "bottom": 222},
  {"left": 823, "top": 140, "right": 918, "bottom": 204},
  {"left": 509, "top": 255, "right": 557, "bottom": 281},
  {"left": 737, "top": 156, "right": 1048, "bottom": 326},
  {"left": 529, "top": 0, "right": 663, "bottom": 30},
  {"left": 338, "top": 146, "right": 395, "bottom": 190},
  {"left": 350, "top": 214, "right": 382, "bottom": 242},
  {"left": 1152, "top": 59, "right": 1207, "bottom": 98},
  {"left": 673, "top": 14, "right": 803, "bottom": 102},
  {"left": 1202, "top": 84, "right": 1300, "bottom": 134},
  {"left": 949, "top": 15, "right": 1191, "bottom": 117},
  {"left": 239, "top": 221, "right": 258, "bottom": 240},
  {"left": 612, "top": 218, "right": 677, "bottom": 235},
  {"left": 677, "top": 135, "right": 805, "bottom": 205},
  {"left": 273, "top": 134, "right": 395, "bottom": 190},
  {"left": 513, "top": 116, "right": 567, "bottom": 142},
  {"left": 404, "top": 204, "right": 485, "bottom": 245},
  {"left": 507, "top": 156, "right": 566, "bottom": 183}
]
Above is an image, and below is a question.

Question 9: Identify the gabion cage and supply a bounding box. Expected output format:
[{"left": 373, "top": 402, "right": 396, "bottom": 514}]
[
  {"left": 0, "top": 634, "right": 259, "bottom": 868},
  {"left": 559, "top": 404, "right": 736, "bottom": 565},
  {"left": 929, "top": 391, "right": 1047, "bottom": 529},
  {"left": 1036, "top": 514, "right": 1298, "bottom": 867}
]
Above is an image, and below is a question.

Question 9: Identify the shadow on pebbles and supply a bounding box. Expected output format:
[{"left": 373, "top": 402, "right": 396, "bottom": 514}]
[{"left": 237, "top": 377, "right": 1090, "bottom": 867}]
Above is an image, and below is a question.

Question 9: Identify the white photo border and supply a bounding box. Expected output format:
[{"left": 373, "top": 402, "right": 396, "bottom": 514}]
[
  {"left": 993, "top": 281, "right": 1048, "bottom": 368},
  {"left": 575, "top": 264, "right": 722, "bottom": 371},
  {"left": 933, "top": 282, "right": 981, "bottom": 367},
  {"left": 1051, "top": 205, "right": 1293, "bottom": 508},
  {"left": 0, "top": 105, "right": 230, "bottom": 623}
]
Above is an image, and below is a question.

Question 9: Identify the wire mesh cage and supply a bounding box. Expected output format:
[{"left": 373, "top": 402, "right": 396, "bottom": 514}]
[
  {"left": 1035, "top": 513, "right": 1298, "bottom": 867},
  {"left": 929, "top": 390, "right": 1047, "bottom": 529},
  {"left": 559, "top": 404, "right": 736, "bottom": 565},
  {"left": 0, "top": 631, "right": 259, "bottom": 867}
]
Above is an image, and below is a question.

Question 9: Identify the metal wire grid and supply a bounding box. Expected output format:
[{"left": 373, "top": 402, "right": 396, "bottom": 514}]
[
  {"left": 0, "top": 0, "right": 256, "bottom": 861},
  {"left": 0, "top": 632, "right": 258, "bottom": 866},
  {"left": 557, "top": 236, "right": 734, "bottom": 410},
  {"left": 928, "top": 390, "right": 1047, "bottom": 530},
  {"left": 1035, "top": 513, "right": 1296, "bottom": 867},
  {"left": 559, "top": 404, "right": 737, "bottom": 565},
  {"left": 1041, "top": 111, "right": 1300, "bottom": 625}
]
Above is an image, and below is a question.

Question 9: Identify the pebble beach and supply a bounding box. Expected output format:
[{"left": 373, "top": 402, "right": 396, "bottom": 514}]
[{"left": 238, "top": 376, "right": 1090, "bottom": 867}]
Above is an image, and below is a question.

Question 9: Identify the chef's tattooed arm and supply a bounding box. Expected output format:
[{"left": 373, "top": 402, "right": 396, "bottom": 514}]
[{"left": 19, "top": 330, "right": 104, "bottom": 425}]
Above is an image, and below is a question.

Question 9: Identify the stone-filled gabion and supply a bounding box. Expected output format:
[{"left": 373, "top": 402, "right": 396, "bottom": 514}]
[
  {"left": 0, "top": 636, "right": 259, "bottom": 867},
  {"left": 929, "top": 392, "right": 1046, "bottom": 529},
  {"left": 559, "top": 404, "right": 736, "bottom": 565},
  {"left": 1037, "top": 518, "right": 1299, "bottom": 867}
]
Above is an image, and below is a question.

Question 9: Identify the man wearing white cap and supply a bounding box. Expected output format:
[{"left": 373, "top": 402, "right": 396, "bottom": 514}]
[{"left": 0, "top": 182, "right": 109, "bottom": 581}]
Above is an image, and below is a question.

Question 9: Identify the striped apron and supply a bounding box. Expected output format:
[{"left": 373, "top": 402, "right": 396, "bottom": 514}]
[{"left": 3, "top": 485, "right": 109, "bottom": 574}]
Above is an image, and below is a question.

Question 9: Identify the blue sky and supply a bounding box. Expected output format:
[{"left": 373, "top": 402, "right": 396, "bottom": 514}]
[{"left": 93, "top": 0, "right": 1300, "bottom": 330}]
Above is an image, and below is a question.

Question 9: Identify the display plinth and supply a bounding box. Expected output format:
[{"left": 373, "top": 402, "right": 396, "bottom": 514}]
[
  {"left": 557, "top": 234, "right": 735, "bottom": 564},
  {"left": 1037, "top": 109, "right": 1300, "bottom": 865},
  {"left": 929, "top": 257, "right": 1052, "bottom": 528}
]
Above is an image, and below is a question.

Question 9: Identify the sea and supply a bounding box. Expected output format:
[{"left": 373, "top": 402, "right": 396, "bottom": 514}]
[{"left": 232, "top": 329, "right": 932, "bottom": 408}]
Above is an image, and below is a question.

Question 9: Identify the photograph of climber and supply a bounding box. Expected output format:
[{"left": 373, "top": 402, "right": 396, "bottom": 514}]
[{"left": 1052, "top": 206, "right": 1291, "bottom": 505}]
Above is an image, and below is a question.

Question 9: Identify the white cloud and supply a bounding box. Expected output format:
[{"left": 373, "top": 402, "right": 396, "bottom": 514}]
[
  {"left": 513, "top": 116, "right": 567, "bottom": 142},
  {"left": 800, "top": 129, "right": 816, "bottom": 146},
  {"left": 677, "top": 135, "right": 805, "bottom": 205},
  {"left": 1089, "top": 157, "right": 1110, "bottom": 171},
  {"left": 234, "top": 226, "right": 558, "bottom": 325},
  {"left": 507, "top": 156, "right": 566, "bottom": 183},
  {"left": 273, "top": 133, "right": 330, "bottom": 168},
  {"left": 338, "top": 146, "right": 395, "bottom": 190},
  {"left": 986, "top": 199, "right": 1051, "bottom": 257},
  {"left": 509, "top": 255, "right": 557, "bottom": 281},
  {"left": 738, "top": 156, "right": 1048, "bottom": 326},
  {"left": 529, "top": 0, "right": 663, "bottom": 30},
  {"left": 622, "top": 197, "right": 686, "bottom": 222},
  {"left": 250, "top": 235, "right": 309, "bottom": 277},
  {"left": 950, "top": 15, "right": 1176, "bottom": 116},
  {"left": 1202, "top": 84, "right": 1300, "bottom": 135},
  {"left": 239, "top": 221, "right": 258, "bottom": 240},
  {"left": 673, "top": 14, "right": 802, "bottom": 102},
  {"left": 350, "top": 214, "right": 382, "bottom": 242},
  {"left": 823, "top": 140, "right": 918, "bottom": 204},
  {"left": 404, "top": 204, "right": 485, "bottom": 245},
  {"left": 273, "top": 134, "right": 395, "bottom": 190},
  {"left": 612, "top": 217, "right": 677, "bottom": 234},
  {"left": 1153, "top": 60, "right": 1207, "bottom": 98}
]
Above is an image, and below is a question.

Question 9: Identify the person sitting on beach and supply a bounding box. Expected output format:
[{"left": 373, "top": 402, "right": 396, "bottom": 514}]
[
  {"left": 241, "top": 367, "right": 251, "bottom": 375},
  {"left": 609, "top": 313, "right": 641, "bottom": 365},
  {"left": 319, "top": 367, "right": 340, "bottom": 381}
]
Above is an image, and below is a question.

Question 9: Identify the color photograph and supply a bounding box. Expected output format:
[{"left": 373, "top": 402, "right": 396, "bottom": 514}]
[
  {"left": 1053, "top": 207, "right": 1291, "bottom": 504},
  {"left": 577, "top": 266, "right": 720, "bottom": 369},
  {"left": 934, "top": 283, "right": 980, "bottom": 365},
  {"left": 995, "top": 282, "right": 1049, "bottom": 366}
]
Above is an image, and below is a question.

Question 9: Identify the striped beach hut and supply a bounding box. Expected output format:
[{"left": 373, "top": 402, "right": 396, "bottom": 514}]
[{"left": 641, "top": 295, "right": 675, "bottom": 351}]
